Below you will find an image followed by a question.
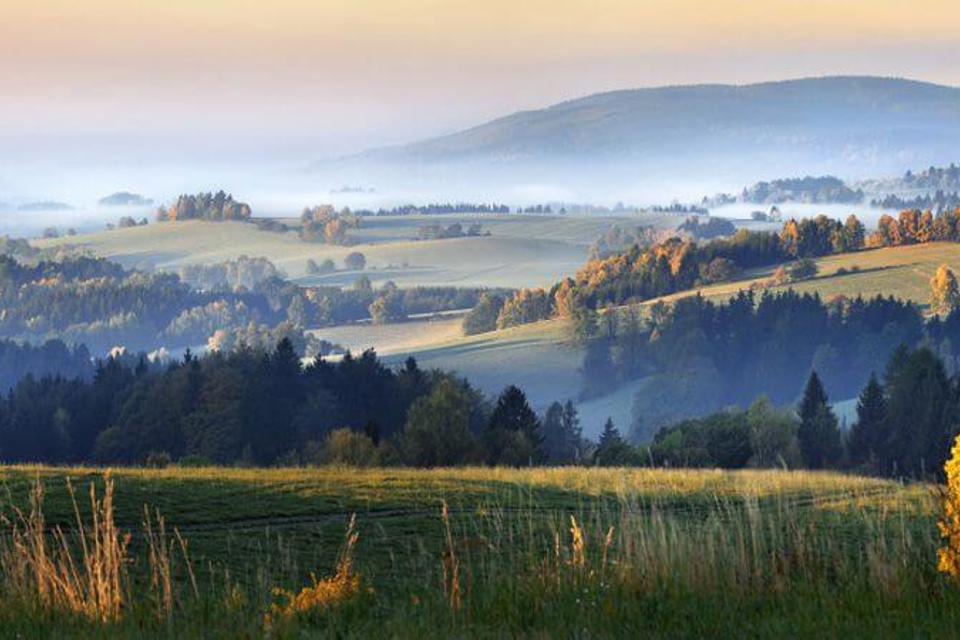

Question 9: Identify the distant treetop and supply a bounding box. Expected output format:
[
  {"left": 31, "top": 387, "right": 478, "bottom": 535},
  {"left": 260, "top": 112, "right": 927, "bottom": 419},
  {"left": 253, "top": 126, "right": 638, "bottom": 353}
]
[
  {"left": 156, "top": 191, "right": 252, "bottom": 222},
  {"left": 99, "top": 192, "right": 154, "bottom": 207}
]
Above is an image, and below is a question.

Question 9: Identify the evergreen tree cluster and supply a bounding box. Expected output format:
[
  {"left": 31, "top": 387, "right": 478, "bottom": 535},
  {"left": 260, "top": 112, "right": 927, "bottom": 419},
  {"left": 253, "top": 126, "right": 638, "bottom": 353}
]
[
  {"left": 646, "top": 343, "right": 960, "bottom": 480},
  {"left": 0, "top": 342, "right": 590, "bottom": 468},
  {"left": 0, "top": 338, "right": 92, "bottom": 391},
  {"left": 574, "top": 289, "right": 926, "bottom": 440}
]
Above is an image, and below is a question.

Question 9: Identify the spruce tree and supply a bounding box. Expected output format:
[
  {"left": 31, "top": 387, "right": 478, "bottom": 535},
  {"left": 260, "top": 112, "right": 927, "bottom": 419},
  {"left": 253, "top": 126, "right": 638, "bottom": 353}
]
[
  {"left": 594, "top": 417, "right": 632, "bottom": 466},
  {"left": 485, "top": 386, "right": 543, "bottom": 466},
  {"left": 541, "top": 400, "right": 583, "bottom": 465},
  {"left": 797, "top": 371, "right": 842, "bottom": 468},
  {"left": 598, "top": 417, "right": 621, "bottom": 449},
  {"left": 847, "top": 373, "right": 886, "bottom": 466}
]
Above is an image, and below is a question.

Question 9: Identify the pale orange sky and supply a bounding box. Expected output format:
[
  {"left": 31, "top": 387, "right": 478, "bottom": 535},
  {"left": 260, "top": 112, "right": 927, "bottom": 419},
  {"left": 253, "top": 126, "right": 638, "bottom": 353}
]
[{"left": 2, "top": 0, "right": 959, "bottom": 155}]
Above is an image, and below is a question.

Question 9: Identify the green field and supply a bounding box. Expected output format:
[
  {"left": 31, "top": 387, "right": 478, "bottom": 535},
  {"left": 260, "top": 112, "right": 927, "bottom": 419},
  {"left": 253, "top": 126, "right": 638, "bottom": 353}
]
[
  {"left": 0, "top": 465, "right": 952, "bottom": 638},
  {"left": 35, "top": 214, "right": 679, "bottom": 290},
  {"left": 650, "top": 242, "right": 960, "bottom": 310}
]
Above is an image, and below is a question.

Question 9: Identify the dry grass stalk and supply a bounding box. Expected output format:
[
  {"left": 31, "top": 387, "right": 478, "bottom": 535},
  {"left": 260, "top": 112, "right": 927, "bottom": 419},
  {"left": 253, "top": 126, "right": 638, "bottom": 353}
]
[
  {"left": 440, "top": 500, "right": 462, "bottom": 612},
  {"left": 0, "top": 475, "right": 130, "bottom": 622}
]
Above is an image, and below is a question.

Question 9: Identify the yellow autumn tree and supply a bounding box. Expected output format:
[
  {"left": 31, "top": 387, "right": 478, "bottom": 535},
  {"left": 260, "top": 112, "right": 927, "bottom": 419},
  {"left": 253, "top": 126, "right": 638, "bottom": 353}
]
[
  {"left": 930, "top": 264, "right": 960, "bottom": 315},
  {"left": 939, "top": 434, "right": 960, "bottom": 577}
]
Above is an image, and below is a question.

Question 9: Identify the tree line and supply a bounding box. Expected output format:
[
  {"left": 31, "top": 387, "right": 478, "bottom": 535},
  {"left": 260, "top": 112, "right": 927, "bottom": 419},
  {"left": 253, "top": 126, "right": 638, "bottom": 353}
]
[
  {"left": 156, "top": 192, "right": 252, "bottom": 222},
  {"left": 621, "top": 343, "right": 960, "bottom": 480},
  {"left": 0, "top": 342, "right": 587, "bottom": 468},
  {"left": 577, "top": 289, "right": 936, "bottom": 440},
  {"left": 0, "top": 338, "right": 92, "bottom": 391},
  {"left": 3, "top": 333, "right": 951, "bottom": 478},
  {"left": 356, "top": 203, "right": 510, "bottom": 216},
  {"left": 0, "top": 251, "right": 503, "bottom": 355},
  {"left": 467, "top": 208, "right": 960, "bottom": 335}
]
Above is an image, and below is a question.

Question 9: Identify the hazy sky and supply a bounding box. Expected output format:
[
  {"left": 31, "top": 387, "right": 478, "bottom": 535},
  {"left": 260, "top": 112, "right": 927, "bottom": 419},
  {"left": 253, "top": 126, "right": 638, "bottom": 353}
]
[{"left": 2, "top": 0, "right": 959, "bottom": 160}]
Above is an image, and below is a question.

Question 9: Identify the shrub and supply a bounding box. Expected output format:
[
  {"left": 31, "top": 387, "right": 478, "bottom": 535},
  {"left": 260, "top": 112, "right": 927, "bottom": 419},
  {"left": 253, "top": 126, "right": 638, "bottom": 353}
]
[
  {"left": 145, "top": 451, "right": 172, "bottom": 468},
  {"left": 178, "top": 455, "right": 213, "bottom": 468},
  {"left": 321, "top": 428, "right": 380, "bottom": 467},
  {"left": 344, "top": 252, "right": 366, "bottom": 271},
  {"left": 787, "top": 258, "right": 818, "bottom": 281}
]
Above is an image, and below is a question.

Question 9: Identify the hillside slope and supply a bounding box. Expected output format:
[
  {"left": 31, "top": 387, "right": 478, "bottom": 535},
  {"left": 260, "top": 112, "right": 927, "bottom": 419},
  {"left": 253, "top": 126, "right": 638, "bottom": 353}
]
[
  {"left": 367, "top": 77, "right": 960, "bottom": 163},
  {"left": 336, "top": 77, "right": 960, "bottom": 196}
]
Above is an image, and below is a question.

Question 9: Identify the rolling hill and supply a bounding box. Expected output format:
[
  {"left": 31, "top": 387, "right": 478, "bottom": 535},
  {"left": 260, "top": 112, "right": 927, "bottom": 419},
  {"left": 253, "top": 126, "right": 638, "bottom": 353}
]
[{"left": 344, "top": 77, "right": 960, "bottom": 194}]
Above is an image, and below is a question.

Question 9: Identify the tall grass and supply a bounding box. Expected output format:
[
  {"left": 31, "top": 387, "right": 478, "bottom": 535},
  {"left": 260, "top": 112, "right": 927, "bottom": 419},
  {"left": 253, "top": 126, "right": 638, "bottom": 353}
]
[
  {"left": 0, "top": 476, "right": 129, "bottom": 622},
  {"left": 0, "top": 467, "right": 954, "bottom": 637}
]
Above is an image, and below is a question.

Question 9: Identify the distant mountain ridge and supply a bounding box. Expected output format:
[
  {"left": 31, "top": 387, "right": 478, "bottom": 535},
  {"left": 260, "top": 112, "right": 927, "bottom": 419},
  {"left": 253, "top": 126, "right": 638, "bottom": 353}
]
[{"left": 356, "top": 76, "right": 960, "bottom": 168}]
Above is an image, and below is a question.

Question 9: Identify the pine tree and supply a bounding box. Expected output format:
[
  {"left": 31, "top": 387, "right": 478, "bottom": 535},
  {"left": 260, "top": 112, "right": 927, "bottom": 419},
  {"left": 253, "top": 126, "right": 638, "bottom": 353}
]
[
  {"left": 847, "top": 373, "right": 886, "bottom": 467},
  {"left": 541, "top": 400, "right": 583, "bottom": 464},
  {"left": 485, "top": 386, "right": 544, "bottom": 466},
  {"left": 797, "top": 371, "right": 842, "bottom": 468},
  {"left": 594, "top": 417, "right": 632, "bottom": 466},
  {"left": 598, "top": 417, "right": 621, "bottom": 449}
]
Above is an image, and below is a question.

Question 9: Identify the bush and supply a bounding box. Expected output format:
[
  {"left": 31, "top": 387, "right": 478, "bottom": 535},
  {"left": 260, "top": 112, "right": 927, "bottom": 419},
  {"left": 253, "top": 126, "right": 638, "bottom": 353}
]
[
  {"left": 787, "top": 258, "right": 818, "bottom": 281},
  {"left": 321, "top": 428, "right": 380, "bottom": 467},
  {"left": 145, "top": 451, "right": 172, "bottom": 468},
  {"left": 344, "top": 252, "right": 366, "bottom": 271},
  {"left": 178, "top": 454, "right": 213, "bottom": 468},
  {"left": 700, "top": 257, "right": 741, "bottom": 284}
]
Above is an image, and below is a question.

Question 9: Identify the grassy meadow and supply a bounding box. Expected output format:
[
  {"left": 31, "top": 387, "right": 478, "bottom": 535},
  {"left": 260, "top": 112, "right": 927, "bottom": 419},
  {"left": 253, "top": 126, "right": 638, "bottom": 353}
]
[
  {"left": 0, "top": 465, "right": 955, "bottom": 638},
  {"left": 649, "top": 241, "right": 960, "bottom": 311},
  {"left": 35, "top": 214, "right": 679, "bottom": 290}
]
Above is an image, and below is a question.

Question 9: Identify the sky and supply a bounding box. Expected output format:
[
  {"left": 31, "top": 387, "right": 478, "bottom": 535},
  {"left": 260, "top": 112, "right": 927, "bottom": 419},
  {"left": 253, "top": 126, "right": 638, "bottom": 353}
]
[
  {"left": 1, "top": 0, "right": 959, "bottom": 211},
  {"left": 3, "top": 0, "right": 959, "bottom": 158}
]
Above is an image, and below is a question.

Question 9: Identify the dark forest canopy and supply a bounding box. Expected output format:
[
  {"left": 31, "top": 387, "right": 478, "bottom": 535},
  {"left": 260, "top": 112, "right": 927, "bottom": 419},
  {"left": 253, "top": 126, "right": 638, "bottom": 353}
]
[
  {"left": 582, "top": 289, "right": 928, "bottom": 441},
  {"left": 0, "top": 342, "right": 586, "bottom": 469},
  {"left": 638, "top": 344, "right": 960, "bottom": 480},
  {"left": 0, "top": 338, "right": 92, "bottom": 391}
]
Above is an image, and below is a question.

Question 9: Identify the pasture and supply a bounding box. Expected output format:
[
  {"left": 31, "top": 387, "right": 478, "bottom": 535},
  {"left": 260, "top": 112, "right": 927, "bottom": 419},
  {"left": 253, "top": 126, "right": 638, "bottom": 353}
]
[
  {"left": 649, "top": 241, "right": 960, "bottom": 310},
  {"left": 0, "top": 465, "right": 952, "bottom": 638},
  {"left": 34, "top": 214, "right": 679, "bottom": 290}
]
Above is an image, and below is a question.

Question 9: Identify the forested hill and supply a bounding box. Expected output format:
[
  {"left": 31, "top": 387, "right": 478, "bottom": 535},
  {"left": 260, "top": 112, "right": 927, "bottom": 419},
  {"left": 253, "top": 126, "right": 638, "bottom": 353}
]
[{"left": 353, "top": 76, "right": 960, "bottom": 177}]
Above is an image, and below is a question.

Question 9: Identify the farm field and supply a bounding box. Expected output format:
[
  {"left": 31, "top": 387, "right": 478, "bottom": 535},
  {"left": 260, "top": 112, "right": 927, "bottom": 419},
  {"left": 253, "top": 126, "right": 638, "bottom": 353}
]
[
  {"left": 33, "top": 214, "right": 681, "bottom": 290},
  {"left": 648, "top": 241, "right": 960, "bottom": 310},
  {"left": 0, "top": 465, "right": 952, "bottom": 638}
]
